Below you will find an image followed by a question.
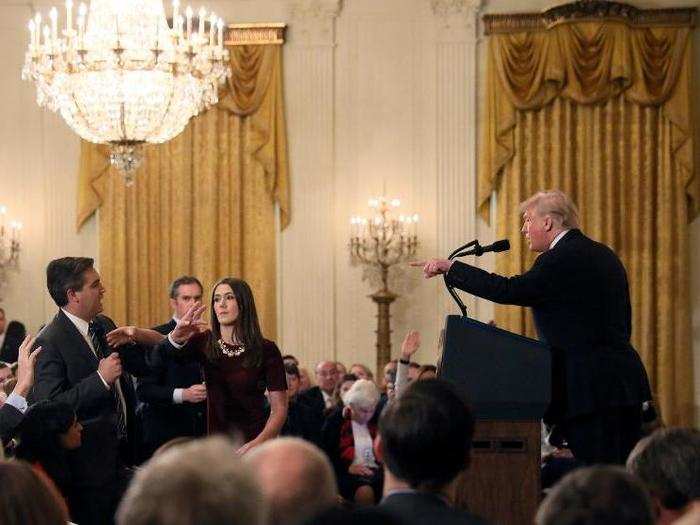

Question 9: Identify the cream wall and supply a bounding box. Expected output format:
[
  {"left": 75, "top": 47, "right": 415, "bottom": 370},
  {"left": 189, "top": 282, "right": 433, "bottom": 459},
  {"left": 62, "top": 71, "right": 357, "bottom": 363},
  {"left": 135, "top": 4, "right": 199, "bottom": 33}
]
[{"left": 0, "top": 0, "right": 697, "bottom": 422}]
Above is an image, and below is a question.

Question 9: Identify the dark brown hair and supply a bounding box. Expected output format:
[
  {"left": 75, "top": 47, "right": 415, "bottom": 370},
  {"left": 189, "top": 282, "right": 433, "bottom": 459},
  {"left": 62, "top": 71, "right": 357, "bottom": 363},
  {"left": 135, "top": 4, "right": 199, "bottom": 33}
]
[
  {"left": 46, "top": 257, "right": 95, "bottom": 307},
  {"left": 0, "top": 461, "right": 68, "bottom": 524},
  {"left": 209, "top": 278, "right": 264, "bottom": 368}
]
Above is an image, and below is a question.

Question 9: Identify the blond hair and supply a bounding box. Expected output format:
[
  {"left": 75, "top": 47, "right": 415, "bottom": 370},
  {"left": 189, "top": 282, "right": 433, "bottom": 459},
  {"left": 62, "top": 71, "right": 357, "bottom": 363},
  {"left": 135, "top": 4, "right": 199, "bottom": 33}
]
[{"left": 519, "top": 190, "right": 580, "bottom": 229}]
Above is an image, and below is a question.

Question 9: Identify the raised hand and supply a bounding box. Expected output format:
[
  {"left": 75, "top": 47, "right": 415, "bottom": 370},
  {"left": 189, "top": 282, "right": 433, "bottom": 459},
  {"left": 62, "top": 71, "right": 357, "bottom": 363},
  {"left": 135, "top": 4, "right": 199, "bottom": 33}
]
[
  {"left": 15, "top": 335, "right": 41, "bottom": 397},
  {"left": 171, "top": 303, "right": 208, "bottom": 345},
  {"left": 401, "top": 330, "right": 421, "bottom": 360},
  {"left": 409, "top": 259, "right": 453, "bottom": 279}
]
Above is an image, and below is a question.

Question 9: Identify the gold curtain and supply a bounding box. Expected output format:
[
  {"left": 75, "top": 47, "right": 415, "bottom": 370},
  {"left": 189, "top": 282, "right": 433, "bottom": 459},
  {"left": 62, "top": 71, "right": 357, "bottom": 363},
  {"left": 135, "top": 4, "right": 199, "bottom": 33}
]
[
  {"left": 481, "top": 21, "right": 697, "bottom": 426},
  {"left": 75, "top": 44, "right": 289, "bottom": 338}
]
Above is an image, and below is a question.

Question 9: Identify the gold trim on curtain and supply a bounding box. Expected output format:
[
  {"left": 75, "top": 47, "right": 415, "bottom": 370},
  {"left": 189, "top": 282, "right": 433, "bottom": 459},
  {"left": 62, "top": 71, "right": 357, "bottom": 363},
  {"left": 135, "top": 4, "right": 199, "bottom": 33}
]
[
  {"left": 481, "top": 20, "right": 696, "bottom": 425},
  {"left": 75, "top": 43, "right": 289, "bottom": 339}
]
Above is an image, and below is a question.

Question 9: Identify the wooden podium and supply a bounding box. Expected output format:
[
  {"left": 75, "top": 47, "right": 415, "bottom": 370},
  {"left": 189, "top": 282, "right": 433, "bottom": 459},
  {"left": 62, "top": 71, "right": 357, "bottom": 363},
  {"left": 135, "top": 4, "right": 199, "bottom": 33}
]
[{"left": 438, "top": 315, "right": 551, "bottom": 525}]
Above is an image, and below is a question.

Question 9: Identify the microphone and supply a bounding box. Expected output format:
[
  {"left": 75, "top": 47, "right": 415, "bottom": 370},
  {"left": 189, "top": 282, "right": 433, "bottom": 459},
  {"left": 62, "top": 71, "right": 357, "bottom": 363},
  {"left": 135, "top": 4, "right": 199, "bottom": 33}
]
[{"left": 452, "top": 239, "right": 510, "bottom": 258}]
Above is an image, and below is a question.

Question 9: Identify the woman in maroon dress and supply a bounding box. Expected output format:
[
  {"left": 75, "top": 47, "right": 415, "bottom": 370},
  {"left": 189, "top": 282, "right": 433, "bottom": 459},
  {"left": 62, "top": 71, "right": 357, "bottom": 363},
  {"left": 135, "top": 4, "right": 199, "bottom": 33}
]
[{"left": 177, "top": 278, "right": 288, "bottom": 454}]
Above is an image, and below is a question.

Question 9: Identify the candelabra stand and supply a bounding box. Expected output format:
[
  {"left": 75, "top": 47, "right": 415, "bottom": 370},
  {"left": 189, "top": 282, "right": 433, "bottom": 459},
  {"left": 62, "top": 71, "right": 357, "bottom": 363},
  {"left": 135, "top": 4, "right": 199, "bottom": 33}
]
[
  {"left": 0, "top": 206, "right": 22, "bottom": 301},
  {"left": 349, "top": 197, "right": 418, "bottom": 377}
]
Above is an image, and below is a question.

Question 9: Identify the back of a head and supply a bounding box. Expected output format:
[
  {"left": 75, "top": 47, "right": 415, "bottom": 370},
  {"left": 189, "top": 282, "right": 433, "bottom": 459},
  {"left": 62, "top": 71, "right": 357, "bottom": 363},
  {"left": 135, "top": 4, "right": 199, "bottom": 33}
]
[
  {"left": 627, "top": 427, "right": 700, "bottom": 510},
  {"left": 536, "top": 465, "right": 654, "bottom": 525},
  {"left": 378, "top": 378, "right": 474, "bottom": 491},
  {"left": 15, "top": 400, "right": 75, "bottom": 463},
  {"left": 245, "top": 437, "right": 337, "bottom": 525},
  {"left": 0, "top": 461, "right": 68, "bottom": 525},
  {"left": 117, "top": 436, "right": 266, "bottom": 525}
]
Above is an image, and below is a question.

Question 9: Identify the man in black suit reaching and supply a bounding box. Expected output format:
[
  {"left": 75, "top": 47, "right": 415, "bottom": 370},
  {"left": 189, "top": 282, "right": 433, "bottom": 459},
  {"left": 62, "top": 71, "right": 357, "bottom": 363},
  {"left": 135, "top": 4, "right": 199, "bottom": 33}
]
[
  {"left": 32, "top": 257, "right": 165, "bottom": 524},
  {"left": 137, "top": 275, "right": 207, "bottom": 459},
  {"left": 378, "top": 379, "right": 487, "bottom": 525},
  {"left": 414, "top": 190, "right": 651, "bottom": 465}
]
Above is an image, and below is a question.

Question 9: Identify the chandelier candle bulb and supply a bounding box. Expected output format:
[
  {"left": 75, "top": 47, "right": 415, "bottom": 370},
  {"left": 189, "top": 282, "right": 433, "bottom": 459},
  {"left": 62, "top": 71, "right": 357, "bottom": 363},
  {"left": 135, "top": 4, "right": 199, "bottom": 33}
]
[
  {"left": 28, "top": 20, "right": 35, "bottom": 52},
  {"left": 217, "top": 18, "right": 223, "bottom": 49},
  {"left": 172, "top": 0, "right": 179, "bottom": 33},
  {"left": 198, "top": 7, "right": 206, "bottom": 42},
  {"left": 50, "top": 7, "right": 58, "bottom": 44},
  {"left": 66, "top": 0, "right": 73, "bottom": 33},
  {"left": 186, "top": 6, "right": 193, "bottom": 40},
  {"left": 209, "top": 13, "right": 216, "bottom": 47}
]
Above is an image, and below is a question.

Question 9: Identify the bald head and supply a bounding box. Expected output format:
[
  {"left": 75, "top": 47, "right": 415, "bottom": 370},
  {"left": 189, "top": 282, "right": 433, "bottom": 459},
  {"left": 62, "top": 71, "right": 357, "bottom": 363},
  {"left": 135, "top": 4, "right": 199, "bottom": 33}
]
[{"left": 245, "top": 438, "right": 337, "bottom": 525}]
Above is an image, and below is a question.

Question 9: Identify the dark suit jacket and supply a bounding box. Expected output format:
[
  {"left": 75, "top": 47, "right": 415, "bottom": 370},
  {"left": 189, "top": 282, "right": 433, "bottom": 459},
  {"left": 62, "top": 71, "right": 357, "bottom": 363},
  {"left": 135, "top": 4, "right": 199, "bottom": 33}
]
[
  {"left": 137, "top": 319, "right": 206, "bottom": 454},
  {"left": 0, "top": 402, "right": 24, "bottom": 441},
  {"left": 31, "top": 310, "right": 160, "bottom": 488},
  {"left": 0, "top": 335, "right": 20, "bottom": 363},
  {"left": 445, "top": 229, "right": 651, "bottom": 421},
  {"left": 298, "top": 386, "right": 329, "bottom": 446},
  {"left": 380, "top": 492, "right": 488, "bottom": 525}
]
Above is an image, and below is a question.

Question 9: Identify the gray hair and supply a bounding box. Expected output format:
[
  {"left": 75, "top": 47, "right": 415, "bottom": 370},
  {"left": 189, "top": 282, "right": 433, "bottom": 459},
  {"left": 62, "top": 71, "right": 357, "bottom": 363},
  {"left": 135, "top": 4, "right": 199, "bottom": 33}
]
[
  {"left": 536, "top": 465, "right": 654, "bottom": 525},
  {"left": 627, "top": 427, "right": 700, "bottom": 510},
  {"left": 519, "top": 190, "right": 580, "bottom": 229},
  {"left": 342, "top": 378, "right": 380, "bottom": 410},
  {"left": 116, "top": 436, "right": 267, "bottom": 525},
  {"left": 245, "top": 437, "right": 337, "bottom": 525}
]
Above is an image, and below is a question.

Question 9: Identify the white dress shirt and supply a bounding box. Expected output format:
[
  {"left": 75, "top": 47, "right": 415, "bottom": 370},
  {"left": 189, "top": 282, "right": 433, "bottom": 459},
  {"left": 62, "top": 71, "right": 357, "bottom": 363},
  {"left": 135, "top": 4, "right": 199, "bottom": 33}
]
[{"left": 549, "top": 229, "right": 570, "bottom": 250}]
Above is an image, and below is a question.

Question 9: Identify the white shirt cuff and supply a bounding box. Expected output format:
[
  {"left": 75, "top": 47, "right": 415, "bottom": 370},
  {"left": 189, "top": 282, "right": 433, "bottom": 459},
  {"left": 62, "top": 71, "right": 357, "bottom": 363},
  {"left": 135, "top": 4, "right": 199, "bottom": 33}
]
[
  {"left": 173, "top": 388, "right": 184, "bottom": 404},
  {"left": 168, "top": 332, "right": 184, "bottom": 349},
  {"left": 97, "top": 371, "right": 111, "bottom": 390},
  {"left": 5, "top": 392, "right": 28, "bottom": 414}
]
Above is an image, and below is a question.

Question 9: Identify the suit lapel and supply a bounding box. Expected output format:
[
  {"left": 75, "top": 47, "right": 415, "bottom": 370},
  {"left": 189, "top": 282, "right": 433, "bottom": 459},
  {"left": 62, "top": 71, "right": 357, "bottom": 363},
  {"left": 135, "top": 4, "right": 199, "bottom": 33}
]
[{"left": 55, "top": 310, "right": 99, "bottom": 365}]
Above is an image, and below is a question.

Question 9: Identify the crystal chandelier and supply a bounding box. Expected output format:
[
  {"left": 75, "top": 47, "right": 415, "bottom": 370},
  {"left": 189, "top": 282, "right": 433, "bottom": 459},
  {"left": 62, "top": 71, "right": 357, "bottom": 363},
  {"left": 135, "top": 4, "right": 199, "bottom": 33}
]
[{"left": 22, "top": 0, "right": 230, "bottom": 183}]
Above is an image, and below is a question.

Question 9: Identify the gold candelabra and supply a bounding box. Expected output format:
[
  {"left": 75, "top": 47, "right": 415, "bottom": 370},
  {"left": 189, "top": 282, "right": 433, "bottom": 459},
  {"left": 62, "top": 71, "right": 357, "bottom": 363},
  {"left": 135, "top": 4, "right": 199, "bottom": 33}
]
[
  {"left": 349, "top": 197, "right": 418, "bottom": 377},
  {"left": 0, "top": 206, "right": 22, "bottom": 301}
]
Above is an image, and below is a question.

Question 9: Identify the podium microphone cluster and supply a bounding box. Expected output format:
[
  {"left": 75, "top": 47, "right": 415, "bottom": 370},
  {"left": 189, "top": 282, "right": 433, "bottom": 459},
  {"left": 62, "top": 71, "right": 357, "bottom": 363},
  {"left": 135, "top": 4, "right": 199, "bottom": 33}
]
[{"left": 445, "top": 238, "right": 510, "bottom": 317}]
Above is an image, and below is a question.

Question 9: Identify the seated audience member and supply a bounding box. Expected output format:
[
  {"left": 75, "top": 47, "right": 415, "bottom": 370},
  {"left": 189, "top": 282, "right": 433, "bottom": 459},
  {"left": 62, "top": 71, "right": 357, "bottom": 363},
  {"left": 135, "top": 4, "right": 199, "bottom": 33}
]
[
  {"left": 0, "top": 362, "right": 11, "bottom": 383},
  {"left": 0, "top": 461, "right": 68, "bottom": 525},
  {"left": 15, "top": 400, "right": 82, "bottom": 512},
  {"left": 336, "top": 362, "right": 348, "bottom": 380},
  {"left": 298, "top": 367, "right": 312, "bottom": 393},
  {"left": 324, "top": 379, "right": 382, "bottom": 506},
  {"left": 349, "top": 363, "right": 373, "bottom": 381},
  {"left": 627, "top": 427, "right": 700, "bottom": 525},
  {"left": 332, "top": 373, "right": 358, "bottom": 409},
  {"left": 116, "top": 436, "right": 267, "bottom": 525},
  {"left": 283, "top": 354, "right": 300, "bottom": 367},
  {"left": 1, "top": 335, "right": 41, "bottom": 442},
  {"left": 280, "top": 362, "right": 322, "bottom": 445},
  {"left": 0, "top": 319, "right": 27, "bottom": 363},
  {"left": 416, "top": 365, "right": 437, "bottom": 381},
  {"left": 536, "top": 465, "right": 654, "bottom": 525},
  {"left": 246, "top": 437, "right": 337, "bottom": 525},
  {"left": 152, "top": 436, "right": 195, "bottom": 458},
  {"left": 378, "top": 379, "right": 486, "bottom": 525},
  {"left": 381, "top": 360, "right": 397, "bottom": 392},
  {"left": 300, "top": 362, "right": 338, "bottom": 443}
]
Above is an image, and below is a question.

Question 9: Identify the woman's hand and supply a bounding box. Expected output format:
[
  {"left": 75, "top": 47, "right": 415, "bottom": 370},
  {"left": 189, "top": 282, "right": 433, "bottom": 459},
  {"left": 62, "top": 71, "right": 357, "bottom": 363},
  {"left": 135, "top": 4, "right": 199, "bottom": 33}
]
[
  {"left": 106, "top": 326, "right": 136, "bottom": 347},
  {"left": 400, "top": 330, "right": 420, "bottom": 360},
  {"left": 171, "top": 303, "right": 208, "bottom": 345}
]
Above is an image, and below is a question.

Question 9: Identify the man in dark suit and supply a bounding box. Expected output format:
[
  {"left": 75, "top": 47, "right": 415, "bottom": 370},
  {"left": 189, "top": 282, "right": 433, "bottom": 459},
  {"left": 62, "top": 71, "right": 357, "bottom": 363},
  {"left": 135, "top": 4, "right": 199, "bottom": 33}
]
[
  {"left": 32, "top": 257, "right": 165, "bottom": 525},
  {"left": 415, "top": 190, "right": 651, "bottom": 465},
  {"left": 298, "top": 360, "right": 338, "bottom": 447},
  {"left": 378, "top": 379, "right": 487, "bottom": 525},
  {"left": 137, "top": 276, "right": 207, "bottom": 460}
]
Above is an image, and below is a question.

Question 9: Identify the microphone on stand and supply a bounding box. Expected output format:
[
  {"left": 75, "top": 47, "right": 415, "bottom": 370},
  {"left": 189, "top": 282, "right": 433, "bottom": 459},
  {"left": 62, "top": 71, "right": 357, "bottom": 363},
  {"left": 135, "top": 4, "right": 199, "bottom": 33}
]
[{"left": 444, "top": 239, "right": 510, "bottom": 317}]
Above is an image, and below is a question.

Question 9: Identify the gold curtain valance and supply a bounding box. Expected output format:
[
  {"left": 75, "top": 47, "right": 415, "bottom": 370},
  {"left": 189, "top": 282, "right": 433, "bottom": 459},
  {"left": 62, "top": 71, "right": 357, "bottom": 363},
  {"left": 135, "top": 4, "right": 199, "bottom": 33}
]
[{"left": 480, "top": 17, "right": 698, "bottom": 223}]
